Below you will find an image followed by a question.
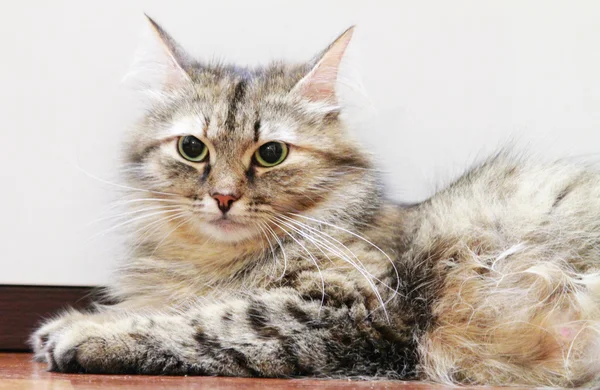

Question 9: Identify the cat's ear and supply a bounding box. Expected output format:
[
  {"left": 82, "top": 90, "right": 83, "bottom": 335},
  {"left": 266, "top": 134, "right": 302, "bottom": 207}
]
[
  {"left": 292, "top": 26, "right": 355, "bottom": 103},
  {"left": 124, "top": 15, "right": 194, "bottom": 92}
]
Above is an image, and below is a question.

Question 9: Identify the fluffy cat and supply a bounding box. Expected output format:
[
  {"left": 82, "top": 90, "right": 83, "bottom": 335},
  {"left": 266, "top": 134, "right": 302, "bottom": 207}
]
[{"left": 31, "top": 17, "right": 600, "bottom": 387}]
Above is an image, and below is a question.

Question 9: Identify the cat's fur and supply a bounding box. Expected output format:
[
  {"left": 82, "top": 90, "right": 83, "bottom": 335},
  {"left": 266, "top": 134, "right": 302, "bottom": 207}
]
[{"left": 31, "top": 18, "right": 600, "bottom": 387}]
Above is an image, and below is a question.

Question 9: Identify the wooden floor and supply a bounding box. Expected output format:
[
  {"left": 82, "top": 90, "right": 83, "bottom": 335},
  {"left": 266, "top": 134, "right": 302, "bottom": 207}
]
[{"left": 0, "top": 353, "right": 458, "bottom": 390}]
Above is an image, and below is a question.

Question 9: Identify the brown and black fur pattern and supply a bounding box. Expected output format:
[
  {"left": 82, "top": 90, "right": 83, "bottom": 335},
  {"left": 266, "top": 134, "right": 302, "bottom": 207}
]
[{"left": 31, "top": 18, "right": 600, "bottom": 387}]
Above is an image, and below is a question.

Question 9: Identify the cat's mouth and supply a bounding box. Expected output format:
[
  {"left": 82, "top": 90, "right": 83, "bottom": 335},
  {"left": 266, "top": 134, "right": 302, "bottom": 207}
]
[
  {"left": 209, "top": 217, "right": 248, "bottom": 232},
  {"left": 191, "top": 215, "right": 258, "bottom": 242}
]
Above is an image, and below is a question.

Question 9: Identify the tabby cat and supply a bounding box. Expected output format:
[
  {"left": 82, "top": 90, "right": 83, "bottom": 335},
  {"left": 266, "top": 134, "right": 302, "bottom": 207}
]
[{"left": 31, "top": 17, "right": 600, "bottom": 387}]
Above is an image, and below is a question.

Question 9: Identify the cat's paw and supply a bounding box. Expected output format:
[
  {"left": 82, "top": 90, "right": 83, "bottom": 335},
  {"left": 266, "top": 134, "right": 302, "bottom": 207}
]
[
  {"left": 44, "top": 316, "right": 200, "bottom": 375},
  {"left": 45, "top": 320, "right": 130, "bottom": 374},
  {"left": 30, "top": 310, "right": 86, "bottom": 363}
]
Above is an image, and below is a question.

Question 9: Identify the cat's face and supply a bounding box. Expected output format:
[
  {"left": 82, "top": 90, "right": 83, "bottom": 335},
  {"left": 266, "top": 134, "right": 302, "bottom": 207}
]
[{"left": 124, "top": 20, "right": 374, "bottom": 244}]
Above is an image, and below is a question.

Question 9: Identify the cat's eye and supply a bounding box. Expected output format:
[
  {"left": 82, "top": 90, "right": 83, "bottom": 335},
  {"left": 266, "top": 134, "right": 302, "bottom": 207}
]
[
  {"left": 254, "top": 142, "right": 288, "bottom": 167},
  {"left": 178, "top": 136, "right": 208, "bottom": 162}
]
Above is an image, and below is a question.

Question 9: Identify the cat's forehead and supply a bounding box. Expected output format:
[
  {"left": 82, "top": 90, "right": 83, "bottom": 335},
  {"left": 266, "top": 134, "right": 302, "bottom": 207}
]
[
  {"left": 166, "top": 111, "right": 299, "bottom": 147},
  {"left": 190, "top": 62, "right": 309, "bottom": 98},
  {"left": 165, "top": 64, "right": 307, "bottom": 144}
]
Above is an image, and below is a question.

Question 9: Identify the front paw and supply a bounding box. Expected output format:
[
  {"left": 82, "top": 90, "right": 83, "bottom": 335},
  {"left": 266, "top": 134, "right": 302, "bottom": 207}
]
[
  {"left": 30, "top": 311, "right": 85, "bottom": 362},
  {"left": 45, "top": 317, "right": 200, "bottom": 375},
  {"left": 46, "top": 320, "right": 132, "bottom": 374}
]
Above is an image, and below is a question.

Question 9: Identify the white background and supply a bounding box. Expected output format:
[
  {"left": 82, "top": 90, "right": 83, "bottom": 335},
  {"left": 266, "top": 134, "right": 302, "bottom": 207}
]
[{"left": 0, "top": 1, "right": 598, "bottom": 286}]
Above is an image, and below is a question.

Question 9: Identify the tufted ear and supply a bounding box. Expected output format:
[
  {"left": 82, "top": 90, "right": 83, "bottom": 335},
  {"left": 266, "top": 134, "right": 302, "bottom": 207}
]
[
  {"left": 292, "top": 26, "right": 355, "bottom": 103},
  {"left": 124, "top": 15, "right": 194, "bottom": 91}
]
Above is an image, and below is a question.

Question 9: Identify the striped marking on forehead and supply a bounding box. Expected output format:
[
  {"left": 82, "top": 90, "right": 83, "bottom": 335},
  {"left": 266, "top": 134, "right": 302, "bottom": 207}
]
[{"left": 224, "top": 79, "right": 248, "bottom": 133}]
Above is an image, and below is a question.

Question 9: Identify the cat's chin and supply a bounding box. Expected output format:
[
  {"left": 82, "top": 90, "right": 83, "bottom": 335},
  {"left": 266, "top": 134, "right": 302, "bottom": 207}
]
[{"left": 197, "top": 219, "right": 258, "bottom": 243}]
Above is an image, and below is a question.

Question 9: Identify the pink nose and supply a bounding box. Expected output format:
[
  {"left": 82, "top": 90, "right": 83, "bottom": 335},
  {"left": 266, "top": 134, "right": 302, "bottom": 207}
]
[{"left": 212, "top": 193, "right": 239, "bottom": 213}]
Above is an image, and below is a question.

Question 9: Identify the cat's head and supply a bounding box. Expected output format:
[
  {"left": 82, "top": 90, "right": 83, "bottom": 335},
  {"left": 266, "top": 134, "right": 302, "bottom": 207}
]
[{"left": 123, "top": 17, "right": 380, "bottom": 245}]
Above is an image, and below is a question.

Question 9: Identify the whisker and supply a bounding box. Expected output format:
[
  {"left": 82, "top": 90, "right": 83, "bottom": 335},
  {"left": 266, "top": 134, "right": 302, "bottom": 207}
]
[
  {"left": 70, "top": 162, "right": 180, "bottom": 197},
  {"left": 275, "top": 216, "right": 389, "bottom": 321},
  {"left": 150, "top": 215, "right": 193, "bottom": 256},
  {"left": 270, "top": 219, "right": 326, "bottom": 313},
  {"left": 275, "top": 217, "right": 336, "bottom": 266},
  {"left": 280, "top": 215, "right": 398, "bottom": 294},
  {"left": 106, "top": 197, "right": 185, "bottom": 210},
  {"left": 289, "top": 212, "right": 401, "bottom": 304},
  {"left": 256, "top": 222, "right": 279, "bottom": 279},
  {"left": 127, "top": 211, "right": 189, "bottom": 255},
  {"left": 86, "top": 205, "right": 183, "bottom": 226},
  {"left": 336, "top": 165, "right": 386, "bottom": 173},
  {"left": 88, "top": 209, "right": 184, "bottom": 241},
  {"left": 263, "top": 222, "right": 288, "bottom": 280}
]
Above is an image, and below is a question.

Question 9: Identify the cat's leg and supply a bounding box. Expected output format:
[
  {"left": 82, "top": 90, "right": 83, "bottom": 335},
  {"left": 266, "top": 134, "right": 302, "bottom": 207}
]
[
  {"left": 41, "top": 288, "right": 413, "bottom": 377},
  {"left": 418, "top": 245, "right": 600, "bottom": 387}
]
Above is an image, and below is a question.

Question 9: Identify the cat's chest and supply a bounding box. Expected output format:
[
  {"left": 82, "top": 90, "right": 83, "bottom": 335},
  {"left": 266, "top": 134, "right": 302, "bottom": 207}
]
[{"left": 116, "top": 217, "right": 401, "bottom": 308}]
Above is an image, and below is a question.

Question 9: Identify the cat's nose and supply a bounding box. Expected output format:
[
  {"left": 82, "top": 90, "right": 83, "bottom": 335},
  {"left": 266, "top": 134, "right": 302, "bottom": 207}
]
[{"left": 211, "top": 193, "right": 239, "bottom": 213}]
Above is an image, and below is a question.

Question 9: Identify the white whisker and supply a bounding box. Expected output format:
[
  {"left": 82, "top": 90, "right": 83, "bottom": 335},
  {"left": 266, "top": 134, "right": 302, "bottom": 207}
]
[
  {"left": 263, "top": 222, "right": 289, "bottom": 280},
  {"left": 289, "top": 212, "right": 400, "bottom": 303},
  {"left": 87, "top": 205, "right": 183, "bottom": 226},
  {"left": 275, "top": 216, "right": 390, "bottom": 321},
  {"left": 128, "top": 211, "right": 189, "bottom": 255},
  {"left": 150, "top": 215, "right": 192, "bottom": 256},
  {"left": 270, "top": 219, "right": 326, "bottom": 313},
  {"left": 256, "top": 221, "right": 279, "bottom": 278},
  {"left": 70, "top": 162, "right": 179, "bottom": 197},
  {"left": 280, "top": 214, "right": 399, "bottom": 294},
  {"left": 88, "top": 209, "right": 183, "bottom": 241}
]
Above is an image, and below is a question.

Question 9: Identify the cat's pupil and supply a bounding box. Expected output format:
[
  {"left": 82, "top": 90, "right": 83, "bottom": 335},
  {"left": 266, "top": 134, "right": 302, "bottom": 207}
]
[
  {"left": 258, "top": 142, "right": 283, "bottom": 164},
  {"left": 181, "top": 136, "right": 205, "bottom": 158}
]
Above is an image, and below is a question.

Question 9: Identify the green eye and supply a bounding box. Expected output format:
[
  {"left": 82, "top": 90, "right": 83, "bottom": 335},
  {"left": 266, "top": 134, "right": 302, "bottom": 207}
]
[
  {"left": 254, "top": 142, "right": 288, "bottom": 167},
  {"left": 178, "top": 136, "right": 208, "bottom": 162}
]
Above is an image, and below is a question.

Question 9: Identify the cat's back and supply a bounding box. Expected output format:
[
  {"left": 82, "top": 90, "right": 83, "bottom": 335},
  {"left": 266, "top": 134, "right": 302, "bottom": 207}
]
[
  {"left": 392, "top": 152, "right": 600, "bottom": 330},
  {"left": 410, "top": 152, "right": 600, "bottom": 260}
]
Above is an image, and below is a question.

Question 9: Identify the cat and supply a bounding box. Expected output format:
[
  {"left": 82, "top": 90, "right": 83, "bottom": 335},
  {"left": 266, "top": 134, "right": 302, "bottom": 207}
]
[{"left": 31, "top": 16, "right": 600, "bottom": 387}]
